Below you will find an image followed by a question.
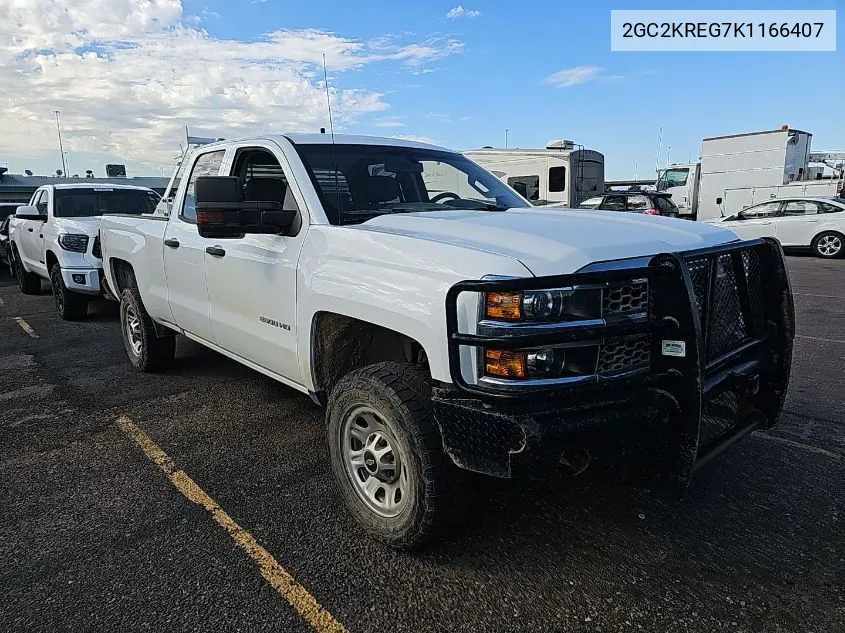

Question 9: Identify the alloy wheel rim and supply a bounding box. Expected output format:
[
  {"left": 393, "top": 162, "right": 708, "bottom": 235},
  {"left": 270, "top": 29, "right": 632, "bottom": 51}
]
[
  {"left": 124, "top": 305, "right": 143, "bottom": 356},
  {"left": 818, "top": 236, "right": 841, "bottom": 256},
  {"left": 341, "top": 405, "right": 408, "bottom": 518}
]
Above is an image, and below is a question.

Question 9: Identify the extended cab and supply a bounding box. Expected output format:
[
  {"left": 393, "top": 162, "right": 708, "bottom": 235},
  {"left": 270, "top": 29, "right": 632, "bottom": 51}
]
[
  {"left": 100, "top": 135, "right": 794, "bottom": 549},
  {"left": 9, "top": 184, "right": 160, "bottom": 319}
]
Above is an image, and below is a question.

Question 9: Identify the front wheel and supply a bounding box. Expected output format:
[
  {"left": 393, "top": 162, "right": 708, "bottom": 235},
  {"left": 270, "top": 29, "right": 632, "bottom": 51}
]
[
  {"left": 812, "top": 231, "right": 844, "bottom": 259},
  {"left": 119, "top": 286, "right": 175, "bottom": 372},
  {"left": 327, "top": 362, "right": 454, "bottom": 550},
  {"left": 50, "top": 264, "right": 88, "bottom": 320}
]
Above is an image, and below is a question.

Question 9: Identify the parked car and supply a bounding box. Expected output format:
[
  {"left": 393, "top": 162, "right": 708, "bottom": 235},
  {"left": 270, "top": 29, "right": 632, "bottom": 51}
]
[
  {"left": 9, "top": 184, "right": 161, "bottom": 319},
  {"left": 712, "top": 197, "right": 845, "bottom": 258},
  {"left": 577, "top": 191, "right": 680, "bottom": 217},
  {"left": 100, "top": 134, "right": 793, "bottom": 550},
  {"left": 0, "top": 216, "right": 13, "bottom": 277}
]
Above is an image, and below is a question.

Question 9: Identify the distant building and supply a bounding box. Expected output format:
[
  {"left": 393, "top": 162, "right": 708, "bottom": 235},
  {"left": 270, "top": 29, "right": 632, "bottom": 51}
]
[{"left": 0, "top": 169, "right": 171, "bottom": 204}]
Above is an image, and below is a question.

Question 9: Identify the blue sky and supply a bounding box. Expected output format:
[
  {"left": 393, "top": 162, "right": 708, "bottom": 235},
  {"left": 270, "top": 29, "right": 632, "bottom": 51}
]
[{"left": 2, "top": 0, "right": 843, "bottom": 179}]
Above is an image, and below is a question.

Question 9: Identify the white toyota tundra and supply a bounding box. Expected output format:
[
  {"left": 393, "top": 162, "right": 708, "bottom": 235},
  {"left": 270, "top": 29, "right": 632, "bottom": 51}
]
[
  {"left": 99, "top": 134, "right": 794, "bottom": 549},
  {"left": 9, "top": 183, "right": 161, "bottom": 319}
]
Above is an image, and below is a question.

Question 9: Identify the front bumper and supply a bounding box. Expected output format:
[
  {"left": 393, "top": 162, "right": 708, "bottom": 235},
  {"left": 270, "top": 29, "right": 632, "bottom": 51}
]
[
  {"left": 436, "top": 238, "right": 794, "bottom": 492},
  {"left": 60, "top": 267, "right": 102, "bottom": 295}
]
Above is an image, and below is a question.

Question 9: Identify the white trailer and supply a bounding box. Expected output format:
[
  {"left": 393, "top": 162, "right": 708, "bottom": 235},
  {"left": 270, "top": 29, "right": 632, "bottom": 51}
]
[
  {"left": 464, "top": 141, "right": 604, "bottom": 207},
  {"left": 656, "top": 128, "right": 844, "bottom": 221}
]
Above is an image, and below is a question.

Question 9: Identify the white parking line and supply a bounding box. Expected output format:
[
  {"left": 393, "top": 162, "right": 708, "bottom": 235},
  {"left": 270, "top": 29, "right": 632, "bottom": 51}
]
[
  {"left": 754, "top": 432, "right": 842, "bottom": 461},
  {"left": 116, "top": 416, "right": 348, "bottom": 633},
  {"left": 14, "top": 317, "right": 38, "bottom": 338},
  {"left": 796, "top": 334, "right": 845, "bottom": 345}
]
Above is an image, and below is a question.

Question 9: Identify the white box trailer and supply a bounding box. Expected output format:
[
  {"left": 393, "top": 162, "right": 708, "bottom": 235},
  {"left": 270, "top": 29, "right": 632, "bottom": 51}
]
[
  {"left": 657, "top": 128, "right": 844, "bottom": 221},
  {"left": 464, "top": 141, "right": 604, "bottom": 207}
]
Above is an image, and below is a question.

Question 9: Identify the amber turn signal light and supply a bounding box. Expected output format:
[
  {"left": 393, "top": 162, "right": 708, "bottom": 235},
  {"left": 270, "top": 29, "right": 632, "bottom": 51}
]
[
  {"left": 485, "top": 291, "right": 522, "bottom": 320},
  {"left": 484, "top": 349, "right": 527, "bottom": 378}
]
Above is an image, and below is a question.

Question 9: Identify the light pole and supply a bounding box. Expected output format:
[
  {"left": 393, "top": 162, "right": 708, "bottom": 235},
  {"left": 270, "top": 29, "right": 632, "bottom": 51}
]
[
  {"left": 53, "top": 110, "right": 68, "bottom": 177},
  {"left": 505, "top": 128, "right": 509, "bottom": 149}
]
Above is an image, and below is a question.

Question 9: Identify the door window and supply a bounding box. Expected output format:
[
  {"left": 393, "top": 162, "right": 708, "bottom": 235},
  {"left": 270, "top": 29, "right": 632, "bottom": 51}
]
[
  {"left": 656, "top": 168, "right": 689, "bottom": 191},
  {"left": 626, "top": 195, "right": 651, "bottom": 211},
  {"left": 36, "top": 190, "right": 49, "bottom": 215},
  {"left": 231, "top": 147, "right": 302, "bottom": 233},
  {"left": 600, "top": 195, "right": 626, "bottom": 211},
  {"left": 507, "top": 175, "right": 540, "bottom": 201},
  {"left": 782, "top": 200, "right": 821, "bottom": 216},
  {"left": 548, "top": 166, "right": 566, "bottom": 192},
  {"left": 819, "top": 202, "right": 844, "bottom": 214},
  {"left": 180, "top": 150, "right": 226, "bottom": 223},
  {"left": 738, "top": 201, "right": 781, "bottom": 219}
]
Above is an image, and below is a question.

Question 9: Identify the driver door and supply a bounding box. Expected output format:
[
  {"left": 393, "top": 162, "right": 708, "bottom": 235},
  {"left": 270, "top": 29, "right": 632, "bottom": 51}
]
[
  {"left": 722, "top": 201, "right": 782, "bottom": 240},
  {"left": 19, "top": 190, "right": 48, "bottom": 275}
]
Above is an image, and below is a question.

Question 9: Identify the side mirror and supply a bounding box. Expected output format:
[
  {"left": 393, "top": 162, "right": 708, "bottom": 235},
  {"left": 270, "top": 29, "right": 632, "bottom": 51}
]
[
  {"left": 195, "top": 177, "right": 295, "bottom": 239},
  {"left": 15, "top": 205, "right": 45, "bottom": 221}
]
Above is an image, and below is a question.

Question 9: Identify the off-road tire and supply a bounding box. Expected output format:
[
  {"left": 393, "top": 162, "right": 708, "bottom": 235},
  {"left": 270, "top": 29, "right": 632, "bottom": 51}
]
[
  {"left": 327, "top": 361, "right": 454, "bottom": 550},
  {"left": 811, "top": 231, "right": 844, "bottom": 259},
  {"left": 50, "top": 264, "right": 88, "bottom": 320},
  {"left": 14, "top": 249, "right": 41, "bottom": 295},
  {"left": 119, "top": 286, "right": 175, "bottom": 372}
]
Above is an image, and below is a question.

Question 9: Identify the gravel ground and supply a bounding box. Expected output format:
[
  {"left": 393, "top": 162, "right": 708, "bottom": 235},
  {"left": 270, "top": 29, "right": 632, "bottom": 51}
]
[{"left": 1, "top": 255, "right": 843, "bottom": 633}]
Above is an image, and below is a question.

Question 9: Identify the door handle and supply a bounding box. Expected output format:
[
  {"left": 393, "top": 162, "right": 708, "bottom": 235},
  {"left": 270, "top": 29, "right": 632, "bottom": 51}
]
[
  {"left": 27, "top": 227, "right": 33, "bottom": 233},
  {"left": 206, "top": 246, "right": 226, "bottom": 257},
  {"left": 164, "top": 238, "right": 180, "bottom": 248}
]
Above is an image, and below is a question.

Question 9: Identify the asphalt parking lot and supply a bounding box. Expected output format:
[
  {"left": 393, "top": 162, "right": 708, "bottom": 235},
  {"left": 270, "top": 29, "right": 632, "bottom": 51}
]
[{"left": 1, "top": 255, "right": 843, "bottom": 633}]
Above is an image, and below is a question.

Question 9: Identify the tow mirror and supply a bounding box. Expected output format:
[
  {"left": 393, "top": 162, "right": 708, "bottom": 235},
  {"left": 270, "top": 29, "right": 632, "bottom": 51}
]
[
  {"left": 15, "top": 205, "right": 45, "bottom": 221},
  {"left": 194, "top": 176, "right": 296, "bottom": 239}
]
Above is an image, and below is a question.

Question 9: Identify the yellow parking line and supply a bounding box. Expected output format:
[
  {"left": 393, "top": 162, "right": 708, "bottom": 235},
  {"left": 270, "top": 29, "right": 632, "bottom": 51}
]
[
  {"left": 116, "top": 415, "right": 348, "bottom": 633},
  {"left": 14, "top": 317, "right": 38, "bottom": 338}
]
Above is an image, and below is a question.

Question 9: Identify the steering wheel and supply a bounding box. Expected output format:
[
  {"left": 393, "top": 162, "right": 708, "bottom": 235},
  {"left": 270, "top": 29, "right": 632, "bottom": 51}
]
[{"left": 430, "top": 192, "right": 460, "bottom": 203}]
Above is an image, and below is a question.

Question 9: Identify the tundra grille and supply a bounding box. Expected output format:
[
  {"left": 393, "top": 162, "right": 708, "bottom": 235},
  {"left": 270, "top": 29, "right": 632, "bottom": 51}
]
[{"left": 92, "top": 235, "right": 101, "bottom": 259}]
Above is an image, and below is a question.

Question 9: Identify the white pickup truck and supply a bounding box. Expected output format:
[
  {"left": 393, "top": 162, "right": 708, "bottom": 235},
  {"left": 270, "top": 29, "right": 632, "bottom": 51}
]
[
  {"left": 100, "top": 134, "right": 795, "bottom": 549},
  {"left": 9, "top": 183, "right": 161, "bottom": 319}
]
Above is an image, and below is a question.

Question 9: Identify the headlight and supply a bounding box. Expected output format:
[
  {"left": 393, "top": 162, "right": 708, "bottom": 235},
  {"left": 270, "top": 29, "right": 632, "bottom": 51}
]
[
  {"left": 485, "top": 287, "right": 601, "bottom": 322},
  {"left": 58, "top": 234, "right": 89, "bottom": 253}
]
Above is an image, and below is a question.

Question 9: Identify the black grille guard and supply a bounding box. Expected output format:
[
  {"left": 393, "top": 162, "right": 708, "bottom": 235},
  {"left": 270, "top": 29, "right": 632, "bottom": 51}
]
[{"left": 442, "top": 238, "right": 795, "bottom": 485}]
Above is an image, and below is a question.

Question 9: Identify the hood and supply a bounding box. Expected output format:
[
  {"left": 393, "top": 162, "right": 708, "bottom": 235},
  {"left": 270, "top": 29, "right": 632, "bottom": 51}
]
[
  {"left": 53, "top": 216, "right": 103, "bottom": 238},
  {"left": 354, "top": 208, "right": 739, "bottom": 276}
]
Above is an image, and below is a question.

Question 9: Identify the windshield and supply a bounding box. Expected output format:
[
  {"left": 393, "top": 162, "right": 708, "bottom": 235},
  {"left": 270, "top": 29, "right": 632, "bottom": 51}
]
[
  {"left": 656, "top": 168, "right": 689, "bottom": 192},
  {"left": 53, "top": 188, "right": 161, "bottom": 218},
  {"left": 292, "top": 143, "right": 530, "bottom": 225}
]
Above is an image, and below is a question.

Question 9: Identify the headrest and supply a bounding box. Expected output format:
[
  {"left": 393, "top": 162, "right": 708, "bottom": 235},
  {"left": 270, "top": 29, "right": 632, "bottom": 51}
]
[
  {"left": 363, "top": 176, "right": 400, "bottom": 204},
  {"left": 245, "top": 177, "right": 286, "bottom": 202}
]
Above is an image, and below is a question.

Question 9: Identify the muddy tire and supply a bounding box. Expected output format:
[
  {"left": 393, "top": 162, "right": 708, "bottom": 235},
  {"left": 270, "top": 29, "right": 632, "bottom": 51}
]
[
  {"left": 327, "top": 361, "right": 454, "bottom": 550},
  {"left": 119, "top": 286, "right": 175, "bottom": 372}
]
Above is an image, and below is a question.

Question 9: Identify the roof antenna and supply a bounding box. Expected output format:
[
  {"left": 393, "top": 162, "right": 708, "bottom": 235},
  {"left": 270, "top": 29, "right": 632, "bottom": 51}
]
[{"left": 323, "top": 53, "right": 342, "bottom": 223}]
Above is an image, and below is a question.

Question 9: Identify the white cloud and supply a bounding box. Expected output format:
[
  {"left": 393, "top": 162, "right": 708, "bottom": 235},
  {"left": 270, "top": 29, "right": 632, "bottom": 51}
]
[
  {"left": 0, "top": 0, "right": 461, "bottom": 170},
  {"left": 374, "top": 116, "right": 406, "bottom": 128},
  {"left": 543, "top": 66, "right": 606, "bottom": 87},
  {"left": 426, "top": 111, "right": 452, "bottom": 122},
  {"left": 392, "top": 134, "right": 438, "bottom": 145},
  {"left": 446, "top": 6, "right": 481, "bottom": 19}
]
